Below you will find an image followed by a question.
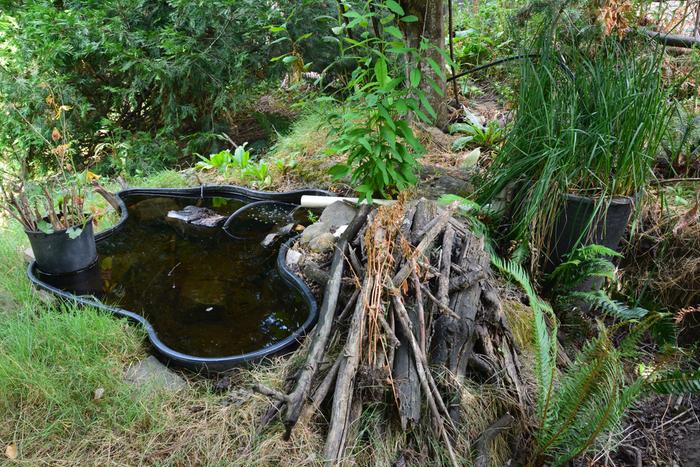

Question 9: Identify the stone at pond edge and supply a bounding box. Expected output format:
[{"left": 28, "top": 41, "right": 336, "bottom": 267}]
[
  {"left": 460, "top": 147, "right": 481, "bottom": 169},
  {"left": 308, "top": 232, "right": 337, "bottom": 253},
  {"left": 286, "top": 249, "right": 303, "bottom": 267},
  {"left": 124, "top": 355, "right": 186, "bottom": 392},
  {"left": 319, "top": 201, "right": 358, "bottom": 228},
  {"left": 23, "top": 247, "right": 35, "bottom": 264},
  {"left": 300, "top": 222, "right": 331, "bottom": 244}
]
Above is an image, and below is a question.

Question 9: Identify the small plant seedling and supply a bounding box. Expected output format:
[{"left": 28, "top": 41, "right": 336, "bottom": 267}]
[{"left": 449, "top": 120, "right": 503, "bottom": 151}]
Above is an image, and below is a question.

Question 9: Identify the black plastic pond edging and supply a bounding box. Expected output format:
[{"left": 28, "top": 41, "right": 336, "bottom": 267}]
[{"left": 27, "top": 185, "right": 332, "bottom": 373}]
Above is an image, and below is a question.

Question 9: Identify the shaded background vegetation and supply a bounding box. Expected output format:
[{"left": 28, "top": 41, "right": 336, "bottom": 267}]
[{"left": 0, "top": 0, "right": 340, "bottom": 176}]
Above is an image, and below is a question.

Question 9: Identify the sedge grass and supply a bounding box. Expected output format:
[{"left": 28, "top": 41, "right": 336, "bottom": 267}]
[{"left": 480, "top": 31, "right": 671, "bottom": 267}]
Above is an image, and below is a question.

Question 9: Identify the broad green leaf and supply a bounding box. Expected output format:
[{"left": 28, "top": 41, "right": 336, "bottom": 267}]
[
  {"left": 426, "top": 76, "right": 446, "bottom": 97},
  {"left": 418, "top": 92, "right": 436, "bottom": 119},
  {"left": 376, "top": 104, "right": 396, "bottom": 131},
  {"left": 66, "top": 226, "right": 83, "bottom": 240},
  {"left": 282, "top": 55, "right": 298, "bottom": 64},
  {"left": 409, "top": 68, "right": 421, "bottom": 87},
  {"left": 401, "top": 15, "right": 419, "bottom": 22},
  {"left": 329, "top": 163, "right": 350, "bottom": 178},
  {"left": 425, "top": 57, "right": 446, "bottom": 81},
  {"left": 384, "top": 25, "right": 403, "bottom": 40},
  {"left": 374, "top": 58, "right": 388, "bottom": 86},
  {"left": 380, "top": 125, "right": 396, "bottom": 148},
  {"left": 37, "top": 220, "right": 54, "bottom": 235},
  {"left": 448, "top": 123, "right": 478, "bottom": 135},
  {"left": 385, "top": 0, "right": 404, "bottom": 16},
  {"left": 269, "top": 37, "right": 291, "bottom": 46},
  {"left": 451, "top": 135, "right": 474, "bottom": 151}
]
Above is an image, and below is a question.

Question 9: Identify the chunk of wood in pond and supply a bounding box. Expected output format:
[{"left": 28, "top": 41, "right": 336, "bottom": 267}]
[
  {"left": 166, "top": 205, "right": 226, "bottom": 227},
  {"left": 261, "top": 223, "right": 295, "bottom": 248}
]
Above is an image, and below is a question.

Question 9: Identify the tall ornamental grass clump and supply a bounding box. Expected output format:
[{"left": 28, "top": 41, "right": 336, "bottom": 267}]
[{"left": 480, "top": 32, "right": 671, "bottom": 264}]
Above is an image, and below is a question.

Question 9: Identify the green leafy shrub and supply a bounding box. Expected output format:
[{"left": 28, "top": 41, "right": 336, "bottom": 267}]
[
  {"left": 326, "top": 1, "right": 446, "bottom": 202},
  {"left": 0, "top": 0, "right": 336, "bottom": 175}
]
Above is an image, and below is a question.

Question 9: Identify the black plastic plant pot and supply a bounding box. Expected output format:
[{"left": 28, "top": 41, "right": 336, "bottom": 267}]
[
  {"left": 25, "top": 218, "right": 97, "bottom": 275},
  {"left": 543, "top": 193, "right": 634, "bottom": 278}
]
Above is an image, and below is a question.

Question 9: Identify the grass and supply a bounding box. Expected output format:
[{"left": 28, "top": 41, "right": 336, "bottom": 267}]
[
  {"left": 0, "top": 171, "right": 329, "bottom": 465},
  {"left": 265, "top": 107, "right": 343, "bottom": 191}
]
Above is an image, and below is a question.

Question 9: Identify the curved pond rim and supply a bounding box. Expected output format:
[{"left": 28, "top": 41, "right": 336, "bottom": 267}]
[{"left": 26, "top": 184, "right": 332, "bottom": 373}]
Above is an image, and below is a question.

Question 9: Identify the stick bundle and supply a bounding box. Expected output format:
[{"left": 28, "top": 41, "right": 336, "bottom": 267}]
[{"left": 255, "top": 199, "right": 527, "bottom": 466}]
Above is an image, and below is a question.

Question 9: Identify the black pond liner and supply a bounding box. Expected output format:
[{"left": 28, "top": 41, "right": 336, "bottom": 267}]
[{"left": 27, "top": 185, "right": 331, "bottom": 373}]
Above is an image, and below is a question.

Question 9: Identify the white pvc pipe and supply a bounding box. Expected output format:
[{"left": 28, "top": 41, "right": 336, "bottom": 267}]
[{"left": 300, "top": 195, "right": 396, "bottom": 208}]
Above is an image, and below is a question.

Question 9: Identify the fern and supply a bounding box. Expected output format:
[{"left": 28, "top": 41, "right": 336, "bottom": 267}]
[
  {"left": 491, "top": 252, "right": 653, "bottom": 466},
  {"left": 566, "top": 290, "right": 648, "bottom": 320},
  {"left": 490, "top": 254, "right": 557, "bottom": 420},
  {"left": 488, "top": 244, "right": 697, "bottom": 466},
  {"left": 648, "top": 369, "right": 700, "bottom": 394},
  {"left": 533, "top": 324, "right": 636, "bottom": 464},
  {"left": 549, "top": 244, "right": 620, "bottom": 296}
]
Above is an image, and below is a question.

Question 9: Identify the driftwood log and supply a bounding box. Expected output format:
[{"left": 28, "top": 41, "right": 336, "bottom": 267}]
[{"left": 255, "top": 198, "right": 527, "bottom": 466}]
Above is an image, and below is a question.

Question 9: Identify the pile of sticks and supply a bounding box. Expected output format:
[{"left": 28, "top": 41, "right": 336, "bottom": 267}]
[{"left": 256, "top": 198, "right": 527, "bottom": 465}]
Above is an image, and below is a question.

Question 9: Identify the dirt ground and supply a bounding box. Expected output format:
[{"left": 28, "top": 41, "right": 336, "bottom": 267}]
[{"left": 603, "top": 395, "right": 700, "bottom": 466}]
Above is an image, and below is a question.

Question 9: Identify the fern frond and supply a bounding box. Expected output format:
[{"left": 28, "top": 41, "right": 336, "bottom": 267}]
[
  {"left": 491, "top": 254, "right": 557, "bottom": 419},
  {"left": 549, "top": 243, "right": 618, "bottom": 295},
  {"left": 573, "top": 244, "right": 621, "bottom": 260},
  {"left": 568, "top": 290, "right": 648, "bottom": 320},
  {"left": 648, "top": 369, "right": 700, "bottom": 394}
]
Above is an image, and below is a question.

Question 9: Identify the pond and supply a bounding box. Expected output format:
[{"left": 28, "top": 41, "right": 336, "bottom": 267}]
[{"left": 28, "top": 186, "right": 327, "bottom": 372}]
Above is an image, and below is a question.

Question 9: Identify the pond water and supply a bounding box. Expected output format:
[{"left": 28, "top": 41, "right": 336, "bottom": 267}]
[{"left": 36, "top": 194, "right": 309, "bottom": 359}]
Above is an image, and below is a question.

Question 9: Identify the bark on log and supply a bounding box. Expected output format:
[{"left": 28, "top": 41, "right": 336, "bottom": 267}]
[
  {"left": 323, "top": 271, "right": 372, "bottom": 463},
  {"left": 283, "top": 205, "right": 370, "bottom": 438}
]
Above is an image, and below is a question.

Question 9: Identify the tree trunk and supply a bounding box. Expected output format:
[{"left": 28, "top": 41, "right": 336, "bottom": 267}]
[{"left": 400, "top": 0, "right": 448, "bottom": 128}]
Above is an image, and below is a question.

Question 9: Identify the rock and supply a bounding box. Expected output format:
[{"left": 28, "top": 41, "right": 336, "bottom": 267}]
[
  {"left": 286, "top": 249, "right": 303, "bottom": 267},
  {"left": 124, "top": 356, "right": 186, "bottom": 392},
  {"left": 333, "top": 225, "right": 348, "bottom": 238},
  {"left": 308, "top": 232, "right": 337, "bottom": 253},
  {"left": 460, "top": 147, "right": 481, "bottom": 169},
  {"left": 299, "top": 222, "right": 331, "bottom": 244},
  {"left": 319, "top": 201, "right": 357, "bottom": 229},
  {"left": 23, "top": 247, "right": 35, "bottom": 264}
]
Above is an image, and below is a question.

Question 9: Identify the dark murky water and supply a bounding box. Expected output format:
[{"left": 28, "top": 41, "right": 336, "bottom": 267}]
[{"left": 37, "top": 194, "right": 308, "bottom": 358}]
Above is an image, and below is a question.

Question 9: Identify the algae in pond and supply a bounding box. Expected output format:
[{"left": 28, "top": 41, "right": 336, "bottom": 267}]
[{"left": 38, "top": 194, "right": 308, "bottom": 358}]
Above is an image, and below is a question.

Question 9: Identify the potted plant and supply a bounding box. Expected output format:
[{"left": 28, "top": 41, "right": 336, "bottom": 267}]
[
  {"left": 479, "top": 31, "right": 670, "bottom": 277},
  {"left": 2, "top": 180, "right": 96, "bottom": 275},
  {"left": 1, "top": 92, "right": 97, "bottom": 275}
]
